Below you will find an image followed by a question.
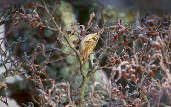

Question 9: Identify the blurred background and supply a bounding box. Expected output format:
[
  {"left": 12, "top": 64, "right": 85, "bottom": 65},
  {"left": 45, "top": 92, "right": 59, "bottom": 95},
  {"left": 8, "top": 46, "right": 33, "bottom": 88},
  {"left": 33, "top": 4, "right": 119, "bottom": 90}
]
[{"left": 0, "top": 0, "right": 171, "bottom": 107}]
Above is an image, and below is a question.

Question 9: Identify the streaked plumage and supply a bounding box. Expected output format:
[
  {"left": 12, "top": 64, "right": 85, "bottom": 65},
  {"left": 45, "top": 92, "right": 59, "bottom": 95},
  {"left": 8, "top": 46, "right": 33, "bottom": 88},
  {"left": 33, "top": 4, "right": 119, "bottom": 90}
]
[{"left": 80, "top": 33, "right": 99, "bottom": 64}]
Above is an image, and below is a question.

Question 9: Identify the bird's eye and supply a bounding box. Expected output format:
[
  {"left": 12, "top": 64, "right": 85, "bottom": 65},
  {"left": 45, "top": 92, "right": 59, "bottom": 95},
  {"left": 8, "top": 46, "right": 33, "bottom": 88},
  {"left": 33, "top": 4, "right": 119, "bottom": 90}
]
[{"left": 92, "top": 36, "right": 98, "bottom": 41}]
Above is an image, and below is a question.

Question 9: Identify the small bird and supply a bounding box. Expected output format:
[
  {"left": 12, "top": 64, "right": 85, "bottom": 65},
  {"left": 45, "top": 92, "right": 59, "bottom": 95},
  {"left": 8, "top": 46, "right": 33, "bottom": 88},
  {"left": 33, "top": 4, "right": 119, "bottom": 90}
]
[{"left": 80, "top": 33, "right": 99, "bottom": 64}]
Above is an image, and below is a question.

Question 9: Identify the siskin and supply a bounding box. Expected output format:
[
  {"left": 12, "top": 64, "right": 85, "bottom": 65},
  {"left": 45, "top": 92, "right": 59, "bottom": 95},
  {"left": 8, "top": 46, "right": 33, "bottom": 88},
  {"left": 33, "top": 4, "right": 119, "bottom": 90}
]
[{"left": 80, "top": 33, "right": 99, "bottom": 64}]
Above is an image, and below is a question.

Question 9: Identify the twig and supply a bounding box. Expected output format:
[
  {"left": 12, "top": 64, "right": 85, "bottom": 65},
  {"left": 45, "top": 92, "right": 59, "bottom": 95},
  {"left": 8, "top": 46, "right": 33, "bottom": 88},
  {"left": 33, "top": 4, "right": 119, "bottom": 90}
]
[
  {"left": 80, "top": 9, "right": 105, "bottom": 103},
  {"left": 41, "top": 0, "right": 86, "bottom": 104}
]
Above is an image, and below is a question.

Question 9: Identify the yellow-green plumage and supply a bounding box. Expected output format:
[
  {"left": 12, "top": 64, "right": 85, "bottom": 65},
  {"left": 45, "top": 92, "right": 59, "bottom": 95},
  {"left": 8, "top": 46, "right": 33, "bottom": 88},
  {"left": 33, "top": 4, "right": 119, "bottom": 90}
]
[{"left": 80, "top": 33, "right": 99, "bottom": 64}]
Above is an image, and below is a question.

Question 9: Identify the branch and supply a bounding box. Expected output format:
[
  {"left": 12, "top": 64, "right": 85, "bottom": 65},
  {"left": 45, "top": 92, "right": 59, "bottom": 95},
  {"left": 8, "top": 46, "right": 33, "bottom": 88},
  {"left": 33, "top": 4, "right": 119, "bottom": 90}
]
[{"left": 41, "top": 0, "right": 82, "bottom": 71}]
